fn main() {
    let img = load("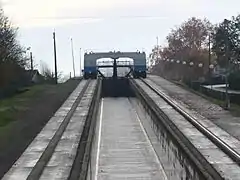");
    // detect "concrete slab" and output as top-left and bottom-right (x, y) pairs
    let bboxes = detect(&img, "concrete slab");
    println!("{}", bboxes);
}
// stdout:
(2, 167), (32, 180)
(214, 163), (240, 180)
(39, 166), (71, 180)
(136, 79), (240, 179)
(129, 98), (203, 180)
(40, 80), (97, 179)
(148, 75), (240, 141)
(94, 98), (167, 180)
(2, 80), (89, 180)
